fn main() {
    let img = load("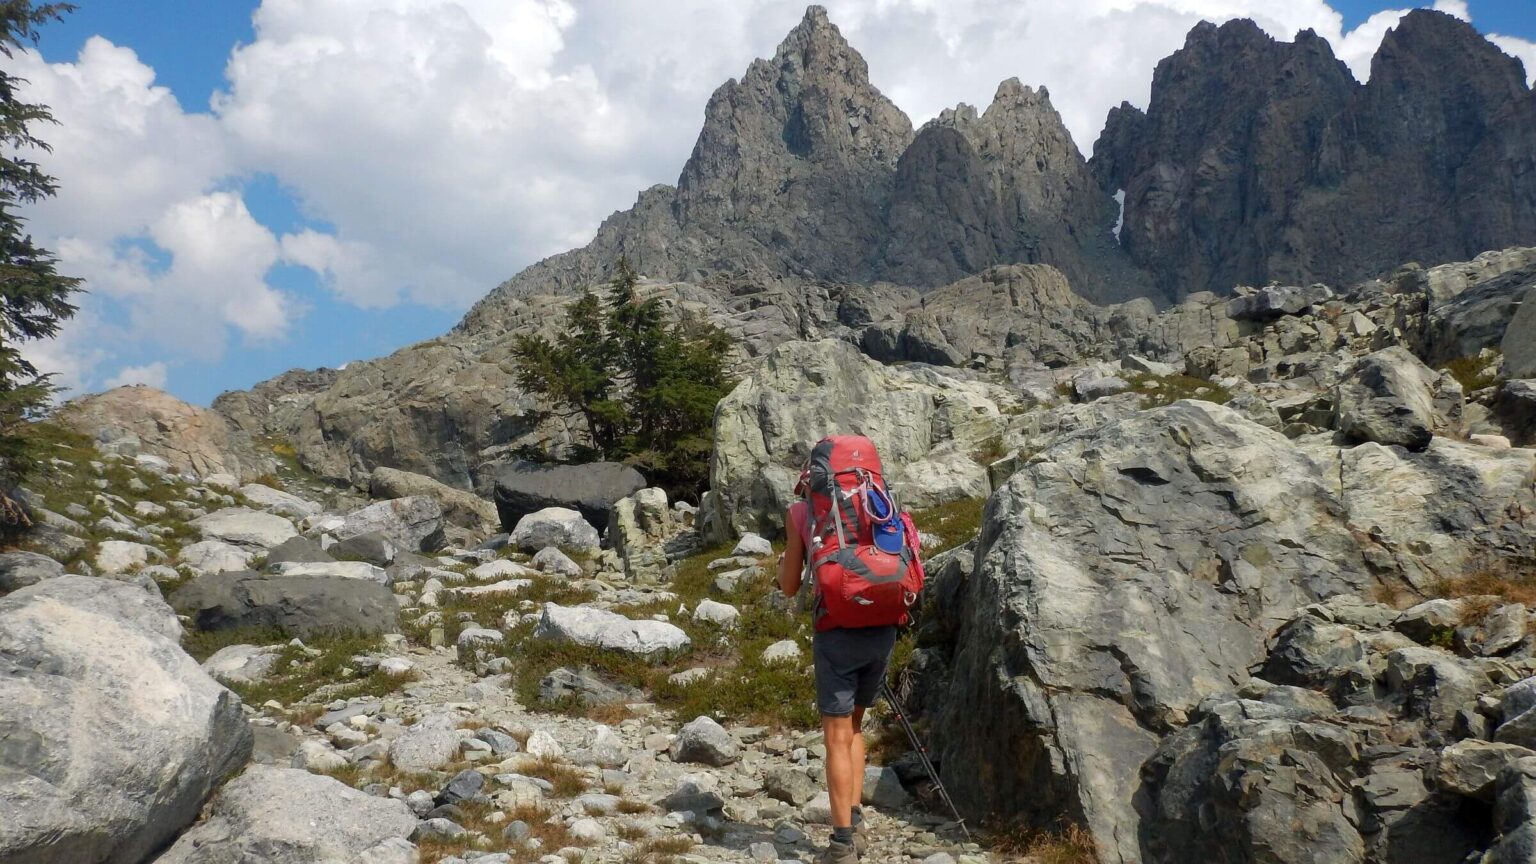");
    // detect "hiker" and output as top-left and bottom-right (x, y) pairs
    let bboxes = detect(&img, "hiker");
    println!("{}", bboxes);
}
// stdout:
(778, 435), (925, 863)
